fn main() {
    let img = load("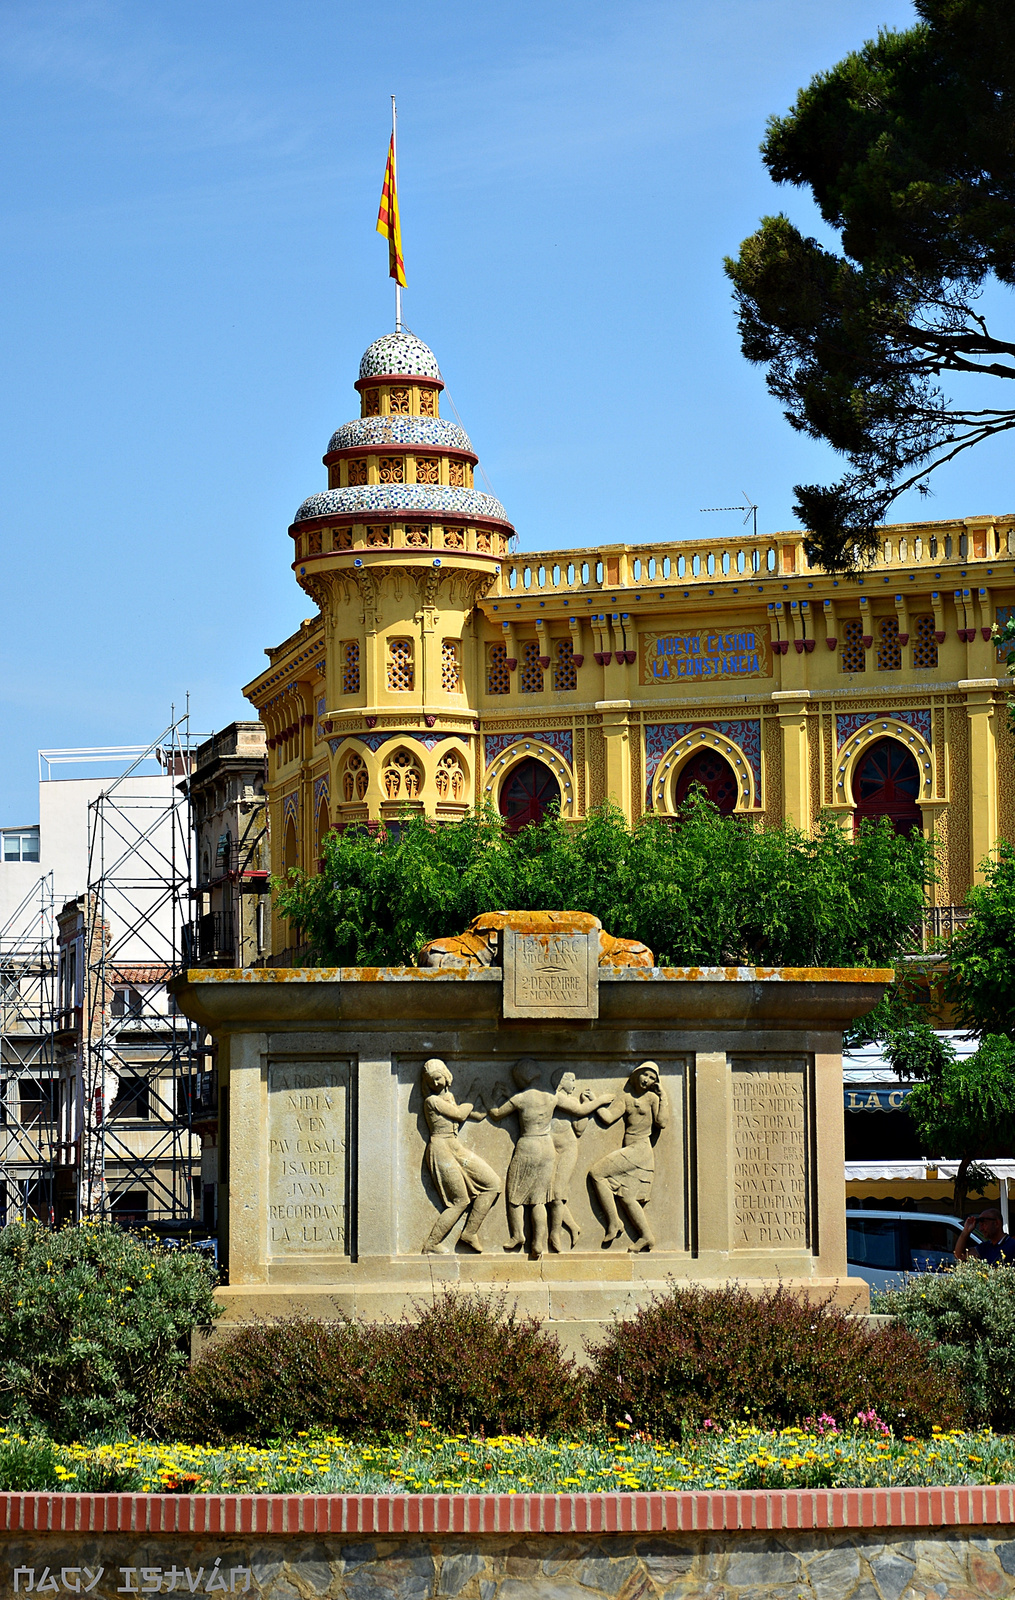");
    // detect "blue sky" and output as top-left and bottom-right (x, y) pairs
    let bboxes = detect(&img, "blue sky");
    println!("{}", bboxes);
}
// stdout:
(1, 0), (1009, 823)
